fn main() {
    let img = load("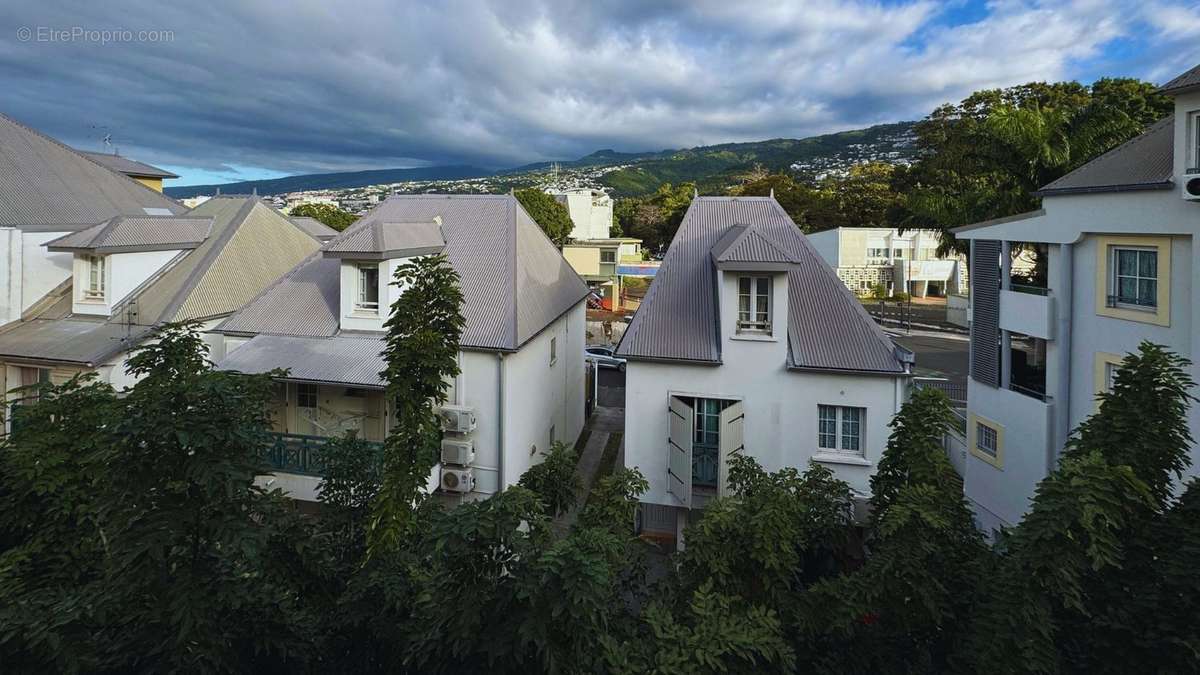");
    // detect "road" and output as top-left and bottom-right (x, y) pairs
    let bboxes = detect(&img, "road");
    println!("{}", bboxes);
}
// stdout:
(889, 330), (969, 385)
(597, 367), (625, 408)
